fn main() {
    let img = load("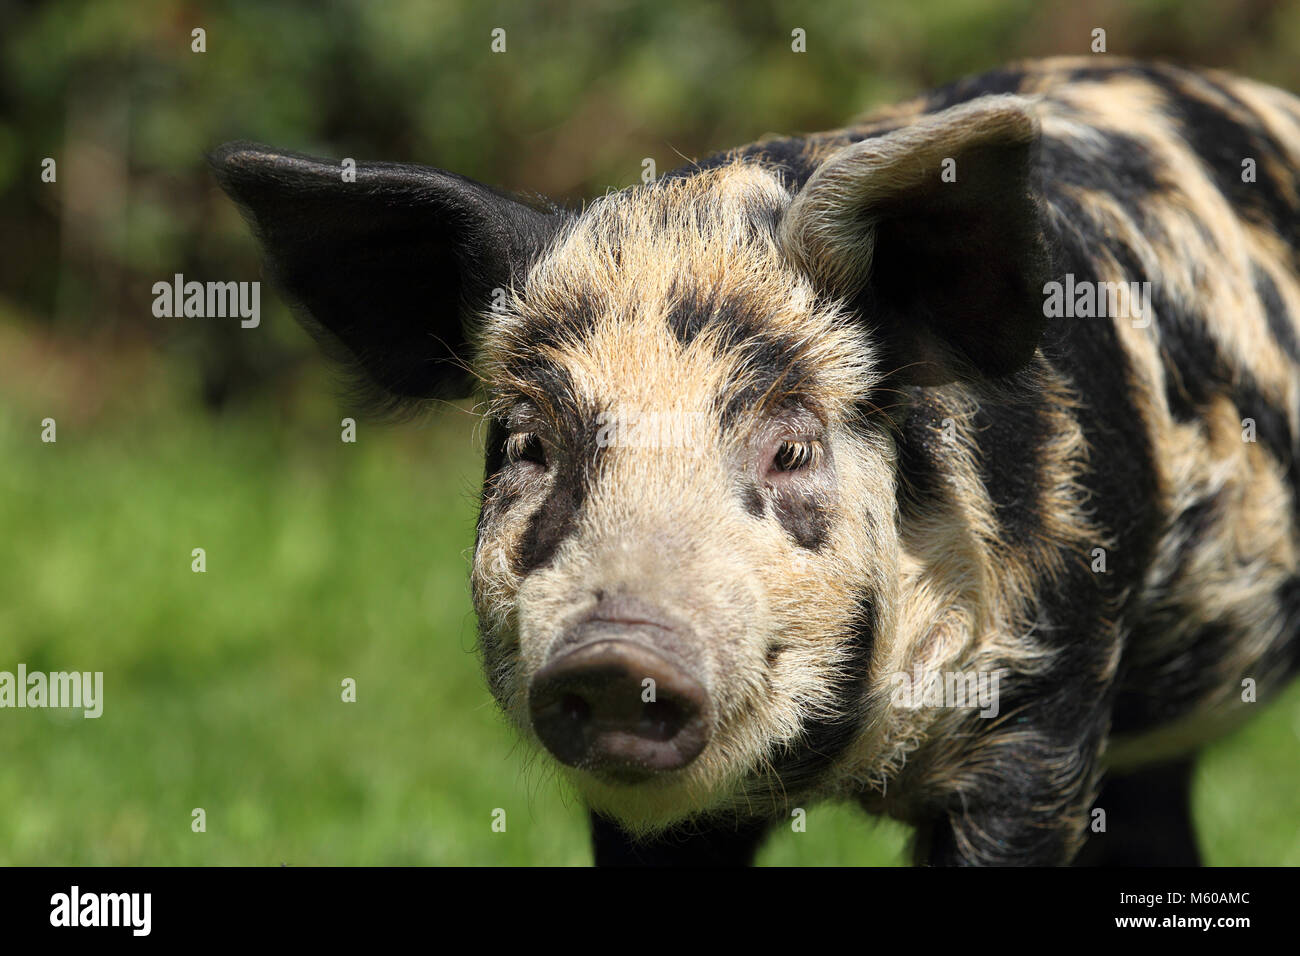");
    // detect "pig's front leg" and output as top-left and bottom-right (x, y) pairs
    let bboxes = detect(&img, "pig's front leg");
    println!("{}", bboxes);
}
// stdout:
(590, 811), (771, 866)
(910, 735), (1104, 866)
